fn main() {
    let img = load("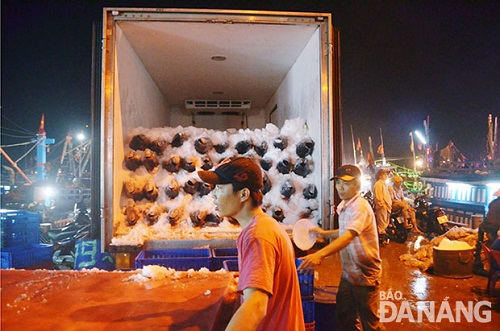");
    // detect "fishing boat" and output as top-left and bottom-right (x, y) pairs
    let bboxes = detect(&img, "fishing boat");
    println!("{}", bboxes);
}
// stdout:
(418, 114), (499, 227)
